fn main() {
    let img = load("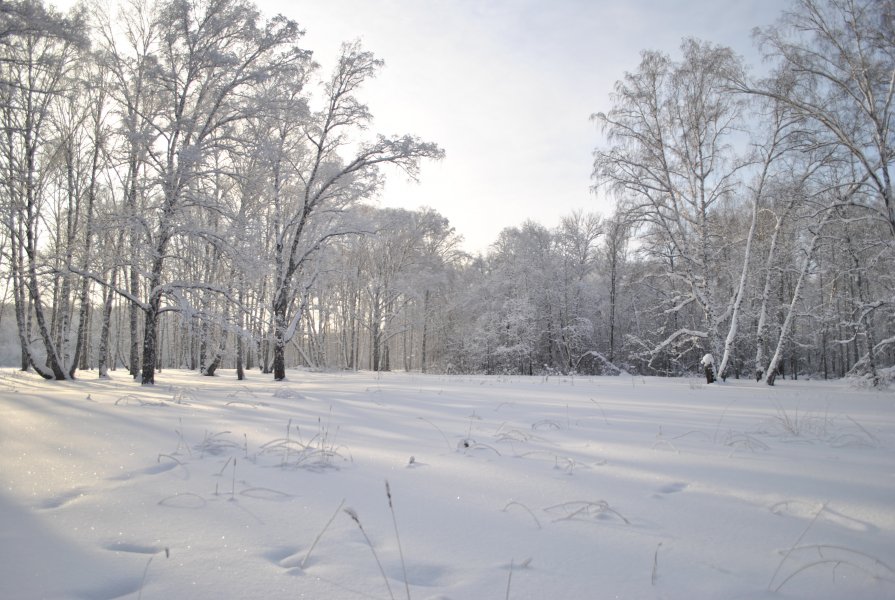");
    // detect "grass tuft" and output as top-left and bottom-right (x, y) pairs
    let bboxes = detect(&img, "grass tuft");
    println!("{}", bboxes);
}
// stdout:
(544, 500), (630, 525)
